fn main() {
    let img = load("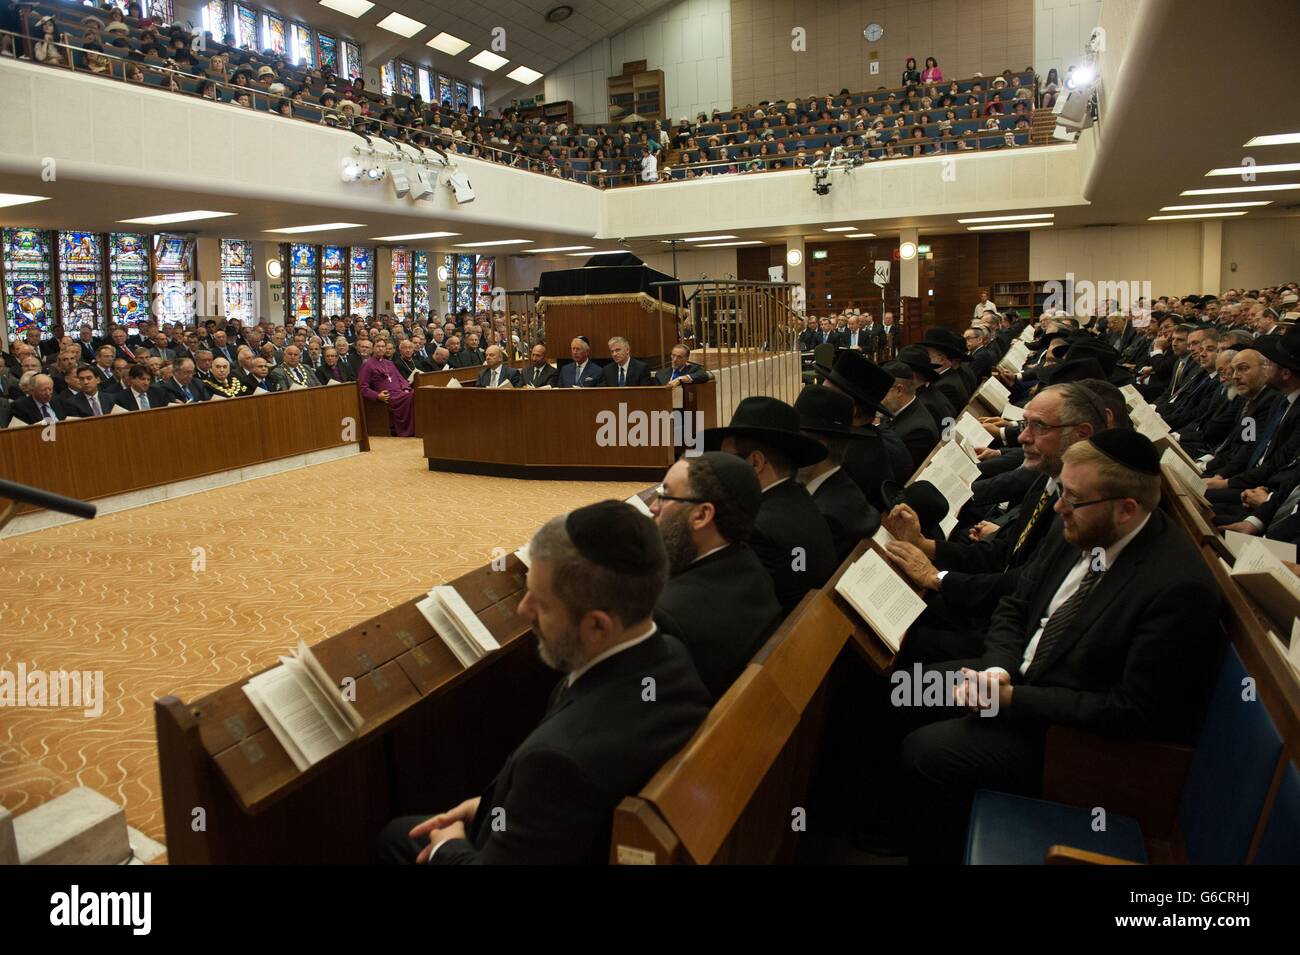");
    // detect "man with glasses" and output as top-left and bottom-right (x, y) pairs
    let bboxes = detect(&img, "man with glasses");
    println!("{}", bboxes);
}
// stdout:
(883, 382), (1108, 661)
(898, 430), (1222, 863)
(649, 452), (783, 700)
